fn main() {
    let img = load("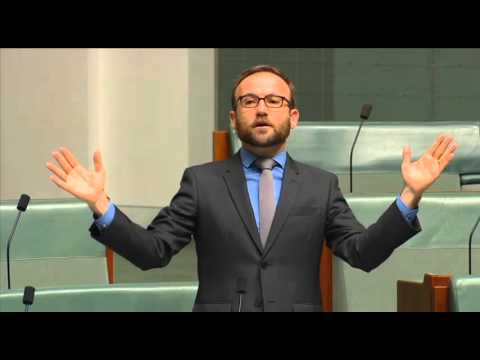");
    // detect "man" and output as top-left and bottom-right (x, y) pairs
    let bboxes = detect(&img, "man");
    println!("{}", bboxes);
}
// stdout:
(46, 65), (458, 312)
